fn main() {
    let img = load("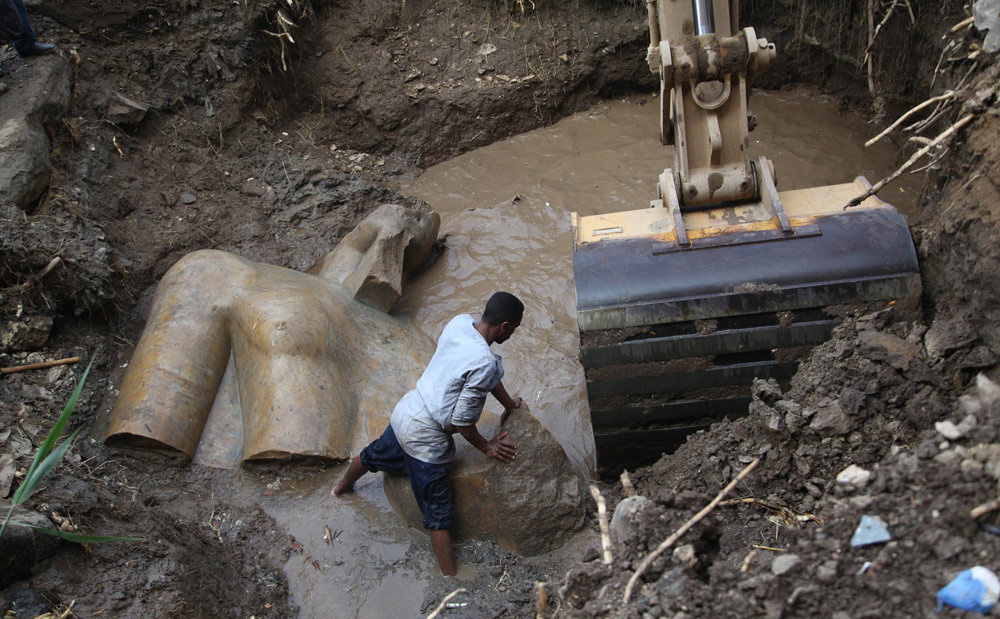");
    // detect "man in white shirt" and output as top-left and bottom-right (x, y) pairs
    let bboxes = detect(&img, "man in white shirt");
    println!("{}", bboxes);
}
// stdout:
(333, 292), (524, 576)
